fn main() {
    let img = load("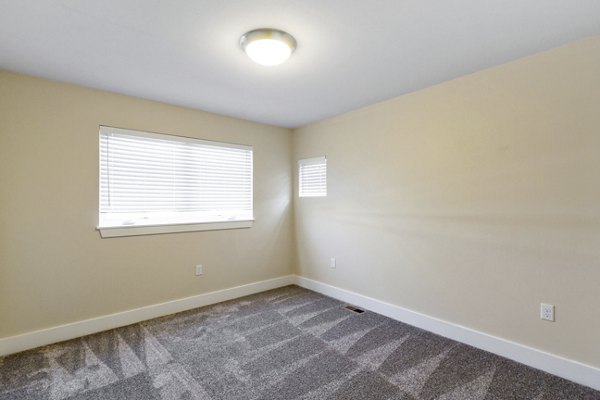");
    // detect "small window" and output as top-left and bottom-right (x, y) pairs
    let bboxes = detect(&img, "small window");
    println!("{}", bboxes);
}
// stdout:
(98, 126), (253, 237)
(298, 156), (327, 197)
